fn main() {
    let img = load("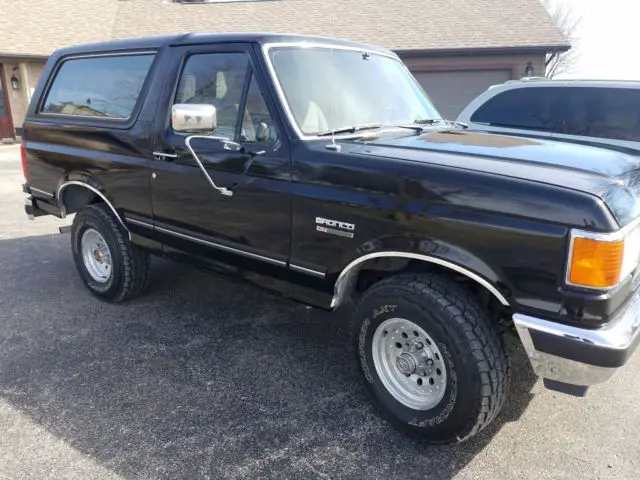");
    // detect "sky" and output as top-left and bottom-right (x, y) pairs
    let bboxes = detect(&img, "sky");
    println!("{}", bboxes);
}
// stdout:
(550, 0), (640, 80)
